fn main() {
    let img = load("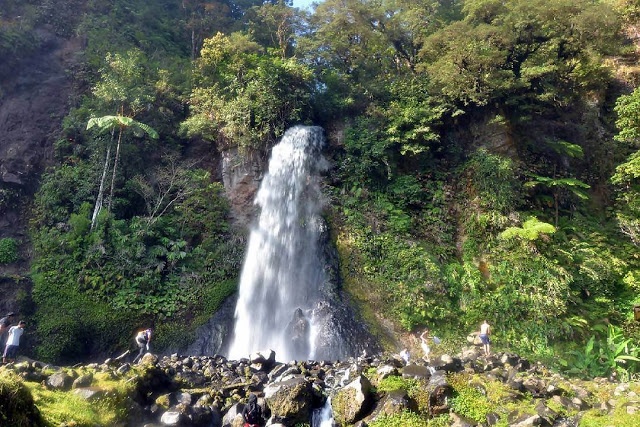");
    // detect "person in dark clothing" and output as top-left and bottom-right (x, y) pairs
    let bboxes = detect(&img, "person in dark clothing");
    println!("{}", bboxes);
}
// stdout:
(242, 393), (264, 427)
(132, 328), (152, 364)
(0, 313), (15, 347)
